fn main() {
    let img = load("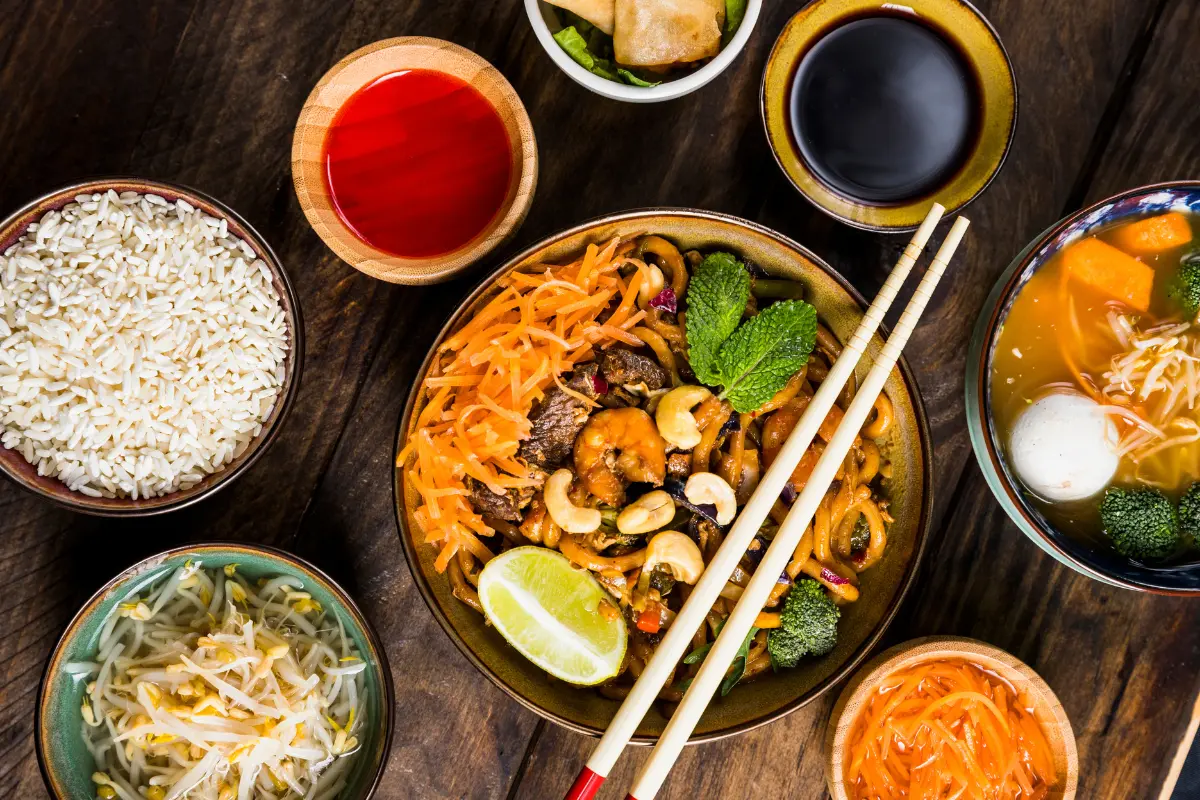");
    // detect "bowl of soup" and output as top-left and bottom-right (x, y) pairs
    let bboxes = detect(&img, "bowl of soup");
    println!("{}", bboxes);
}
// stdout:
(968, 182), (1200, 592)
